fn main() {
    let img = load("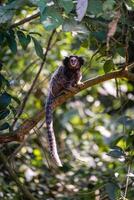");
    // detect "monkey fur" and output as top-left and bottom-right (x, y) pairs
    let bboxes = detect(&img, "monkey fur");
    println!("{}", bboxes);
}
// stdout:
(45, 56), (84, 167)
